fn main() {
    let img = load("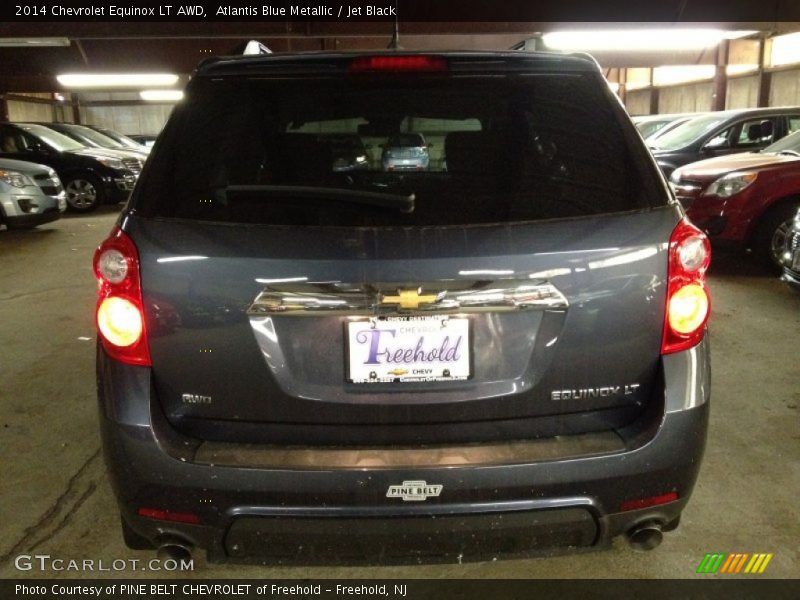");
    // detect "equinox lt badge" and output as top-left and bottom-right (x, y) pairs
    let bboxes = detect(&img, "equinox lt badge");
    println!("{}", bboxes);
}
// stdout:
(386, 480), (443, 501)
